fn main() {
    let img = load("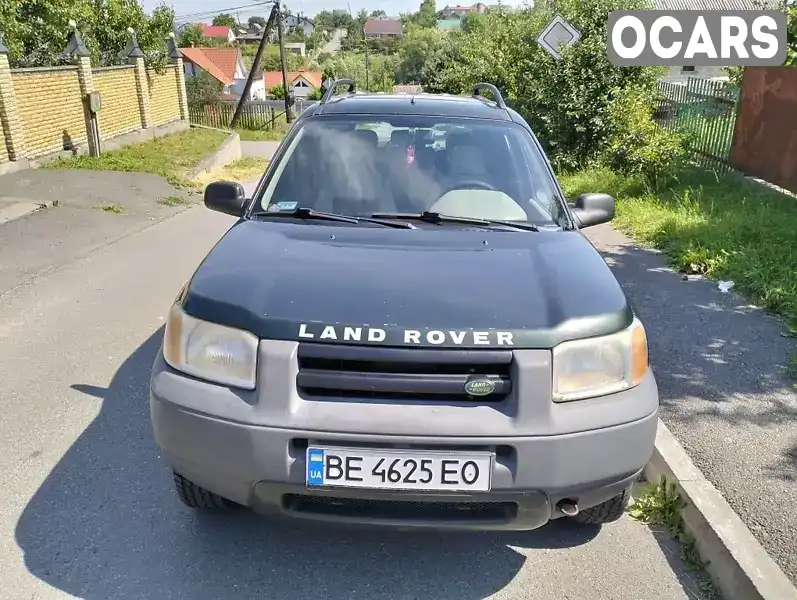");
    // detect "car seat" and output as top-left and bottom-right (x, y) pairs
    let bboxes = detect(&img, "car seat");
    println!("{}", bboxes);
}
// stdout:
(314, 130), (397, 215)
